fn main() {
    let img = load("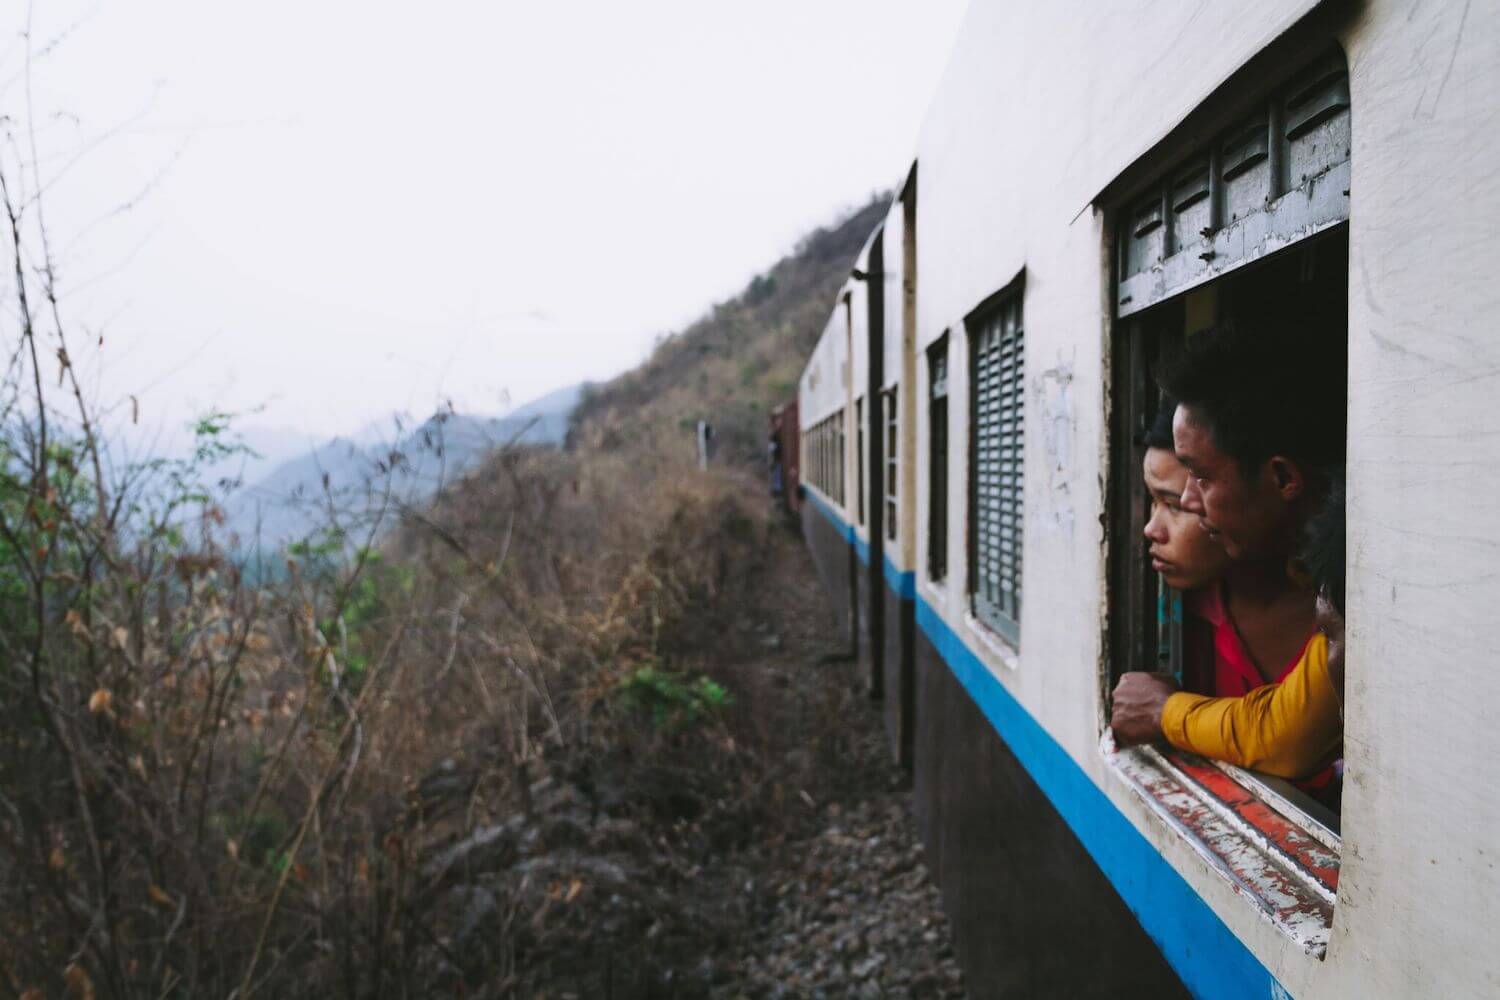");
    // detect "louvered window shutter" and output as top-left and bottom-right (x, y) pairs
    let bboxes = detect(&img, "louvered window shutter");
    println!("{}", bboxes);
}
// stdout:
(971, 298), (1023, 643)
